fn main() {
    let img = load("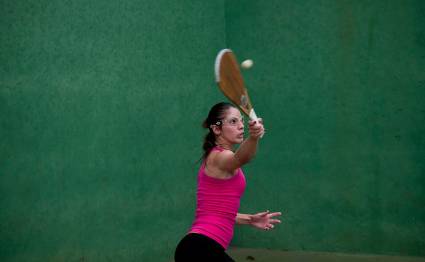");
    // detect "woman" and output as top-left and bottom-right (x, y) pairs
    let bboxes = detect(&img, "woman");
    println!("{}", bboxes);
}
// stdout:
(175, 102), (281, 262)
